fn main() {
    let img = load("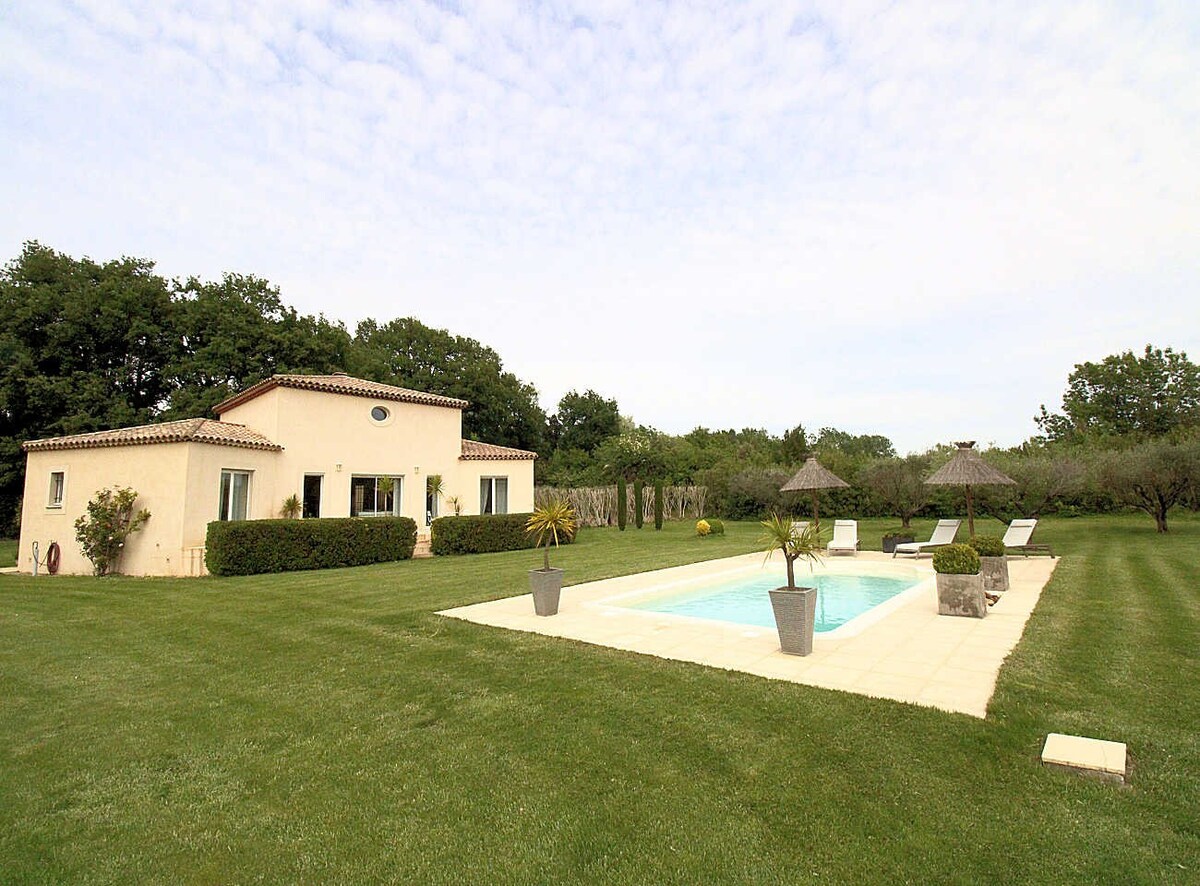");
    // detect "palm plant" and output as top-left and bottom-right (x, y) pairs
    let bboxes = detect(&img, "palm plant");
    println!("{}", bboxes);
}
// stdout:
(525, 498), (578, 572)
(759, 512), (825, 588)
(280, 494), (302, 519)
(445, 495), (462, 516)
